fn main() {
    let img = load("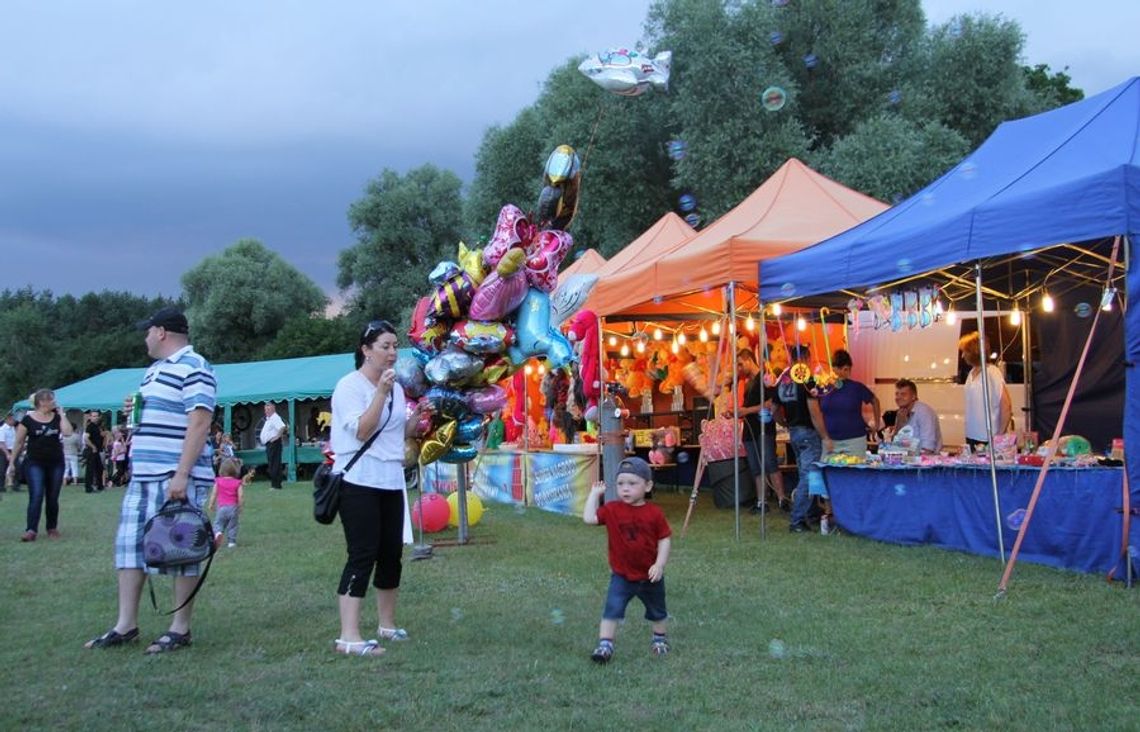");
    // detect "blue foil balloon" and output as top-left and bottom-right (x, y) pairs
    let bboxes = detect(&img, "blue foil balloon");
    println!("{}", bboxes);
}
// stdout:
(423, 386), (470, 420)
(455, 415), (486, 444)
(441, 444), (479, 464)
